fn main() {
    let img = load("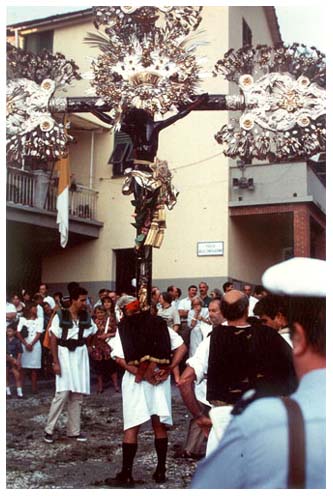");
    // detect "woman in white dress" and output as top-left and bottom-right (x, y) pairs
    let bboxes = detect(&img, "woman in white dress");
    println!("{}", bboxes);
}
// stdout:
(187, 296), (210, 357)
(17, 303), (43, 393)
